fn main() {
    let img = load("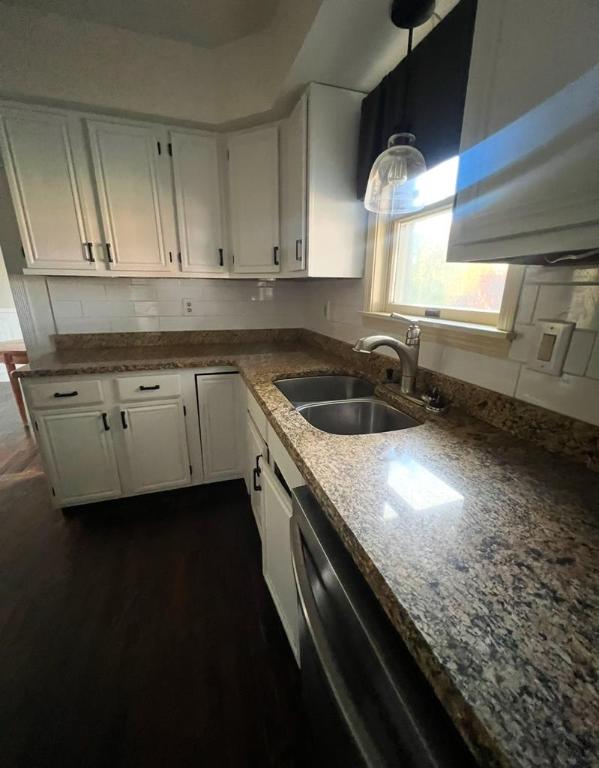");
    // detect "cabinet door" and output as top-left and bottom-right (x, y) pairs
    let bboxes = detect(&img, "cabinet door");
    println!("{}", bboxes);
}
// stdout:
(87, 120), (171, 272)
(448, 0), (599, 262)
(247, 416), (265, 536)
(0, 109), (95, 271)
(120, 400), (190, 494)
(196, 373), (243, 482)
(280, 96), (307, 273)
(262, 463), (298, 657)
(35, 409), (121, 505)
(227, 126), (280, 274)
(170, 131), (225, 274)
